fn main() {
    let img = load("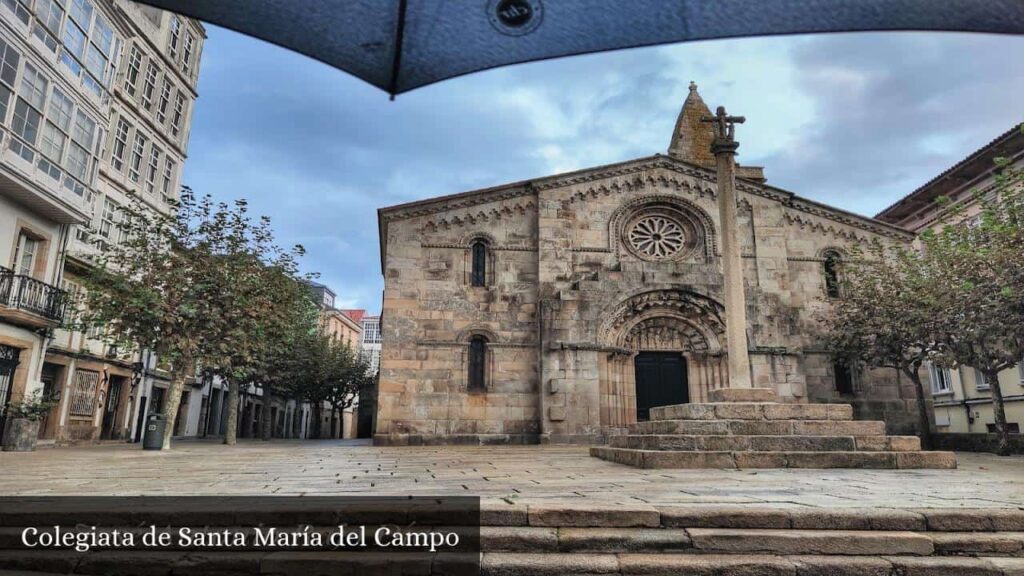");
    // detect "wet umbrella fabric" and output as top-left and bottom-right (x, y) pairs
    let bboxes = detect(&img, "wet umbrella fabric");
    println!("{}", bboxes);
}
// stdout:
(138, 0), (1024, 96)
